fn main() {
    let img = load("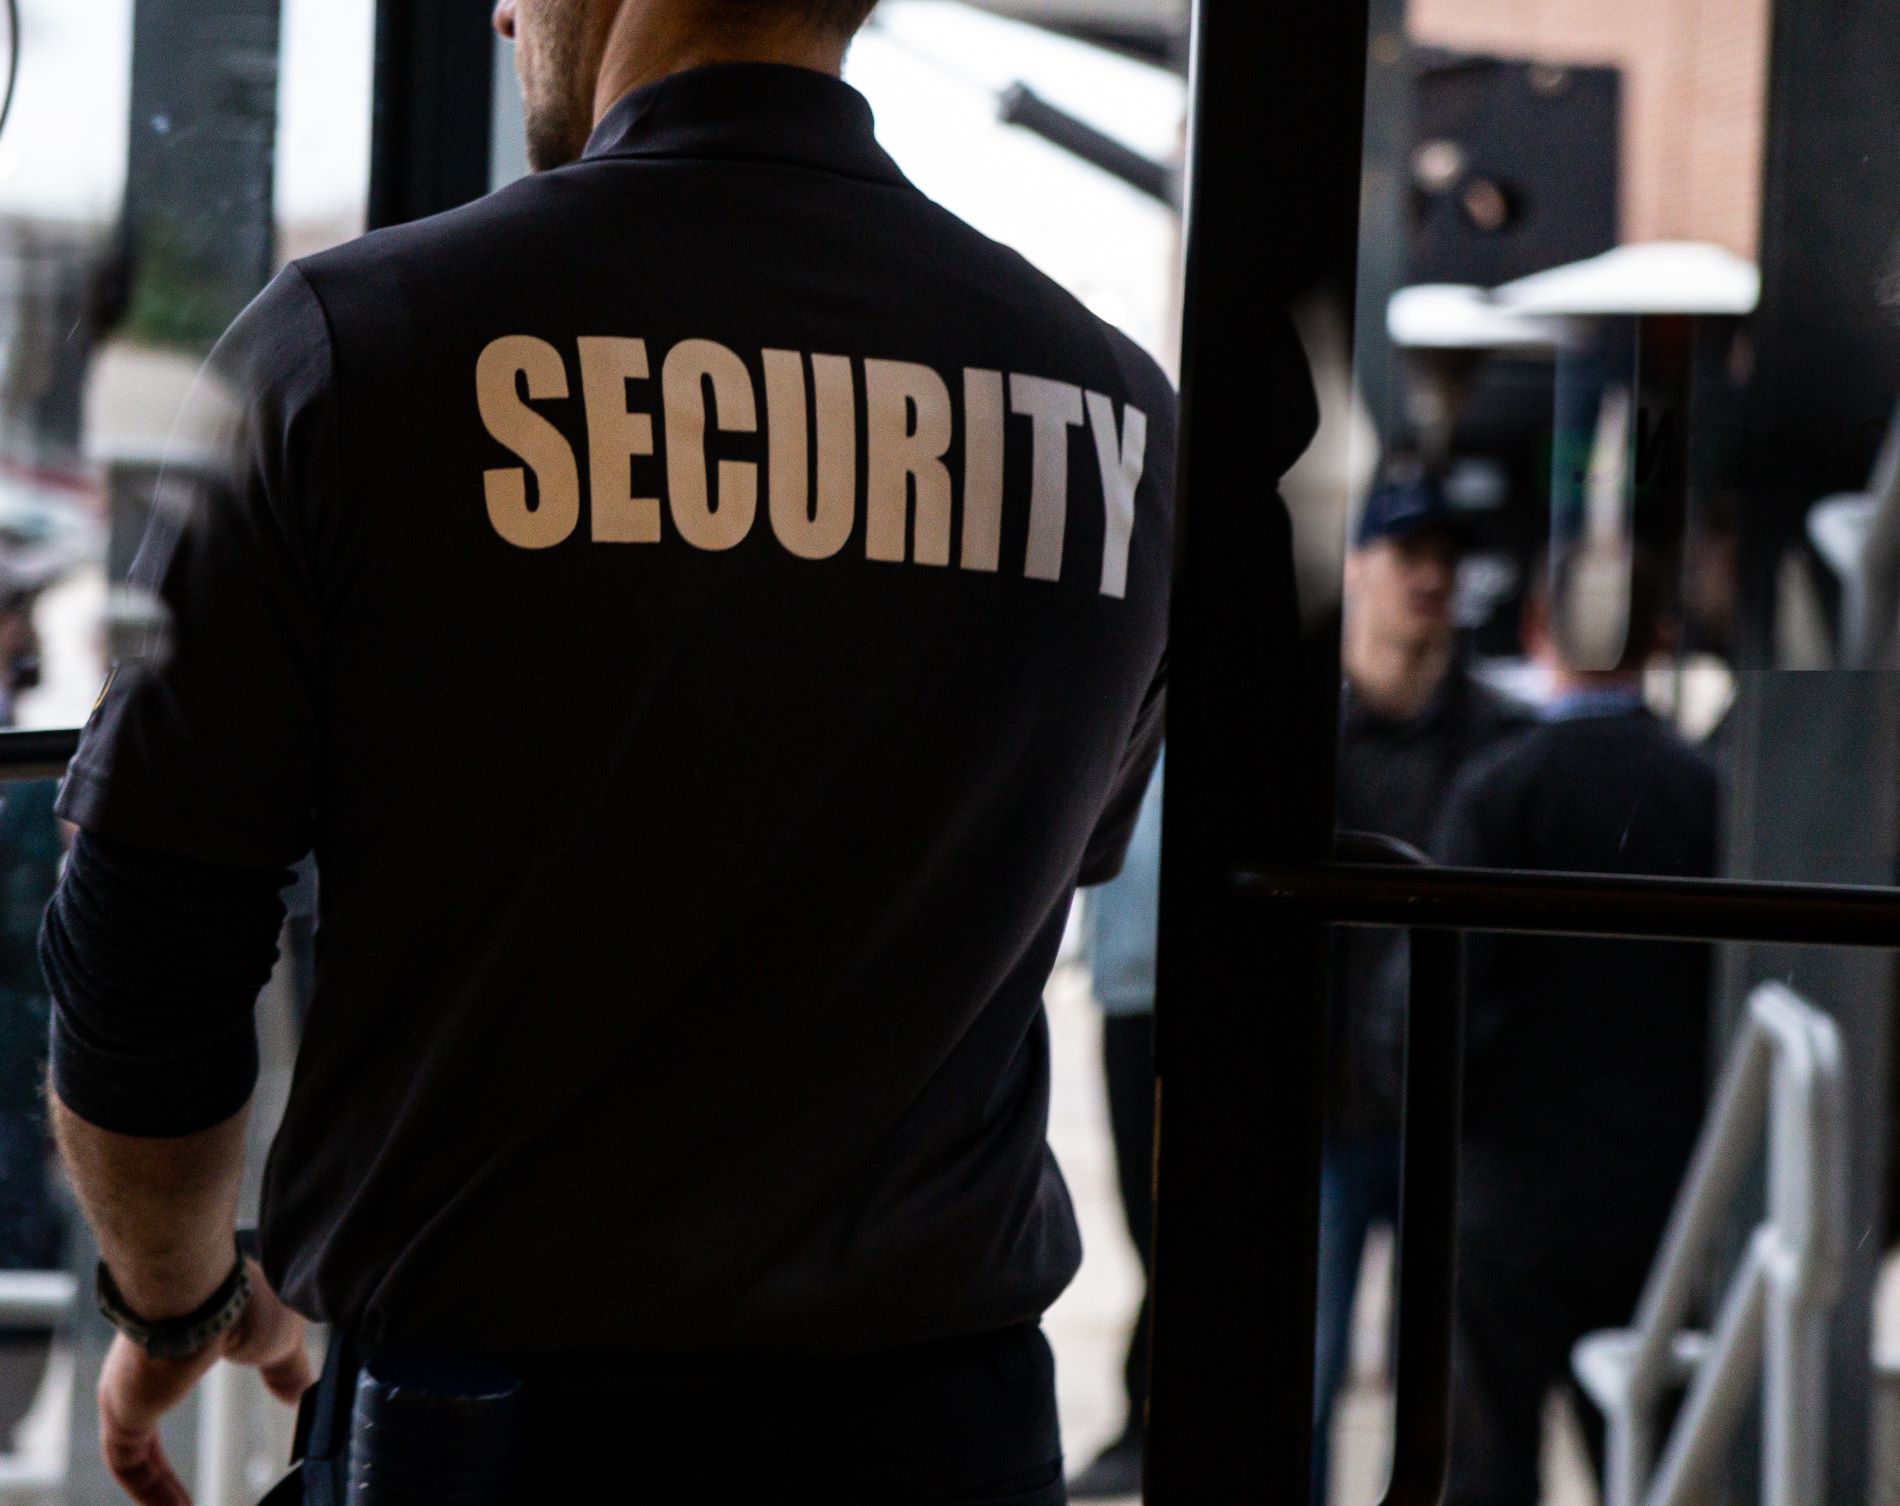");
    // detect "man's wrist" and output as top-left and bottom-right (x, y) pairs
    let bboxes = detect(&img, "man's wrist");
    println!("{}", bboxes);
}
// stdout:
(110, 1242), (244, 1323)
(97, 1237), (252, 1359)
